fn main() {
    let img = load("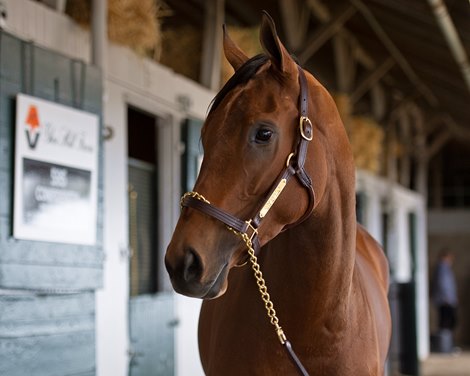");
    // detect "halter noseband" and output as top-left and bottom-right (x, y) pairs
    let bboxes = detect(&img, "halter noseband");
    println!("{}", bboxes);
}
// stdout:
(181, 65), (315, 256)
